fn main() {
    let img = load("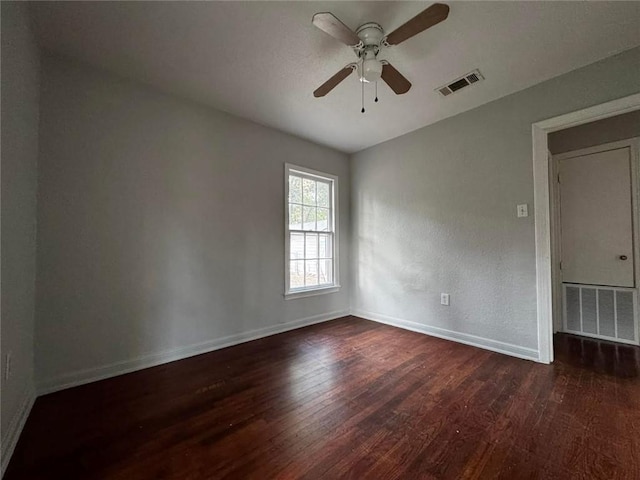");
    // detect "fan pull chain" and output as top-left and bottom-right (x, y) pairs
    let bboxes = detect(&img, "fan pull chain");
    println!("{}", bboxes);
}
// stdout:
(361, 71), (365, 113)
(375, 82), (378, 103)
